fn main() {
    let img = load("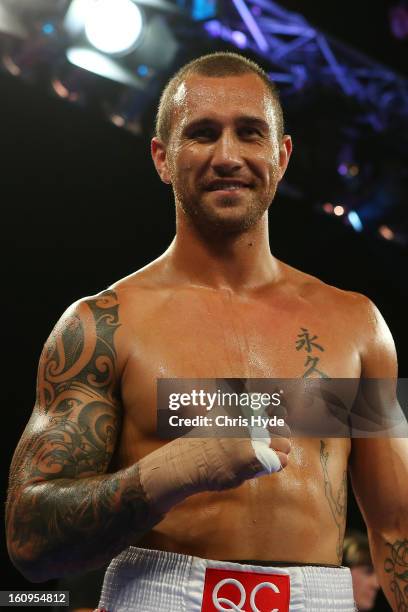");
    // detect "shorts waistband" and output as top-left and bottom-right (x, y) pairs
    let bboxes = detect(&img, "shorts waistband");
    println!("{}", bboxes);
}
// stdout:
(98, 546), (356, 611)
(222, 559), (340, 568)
